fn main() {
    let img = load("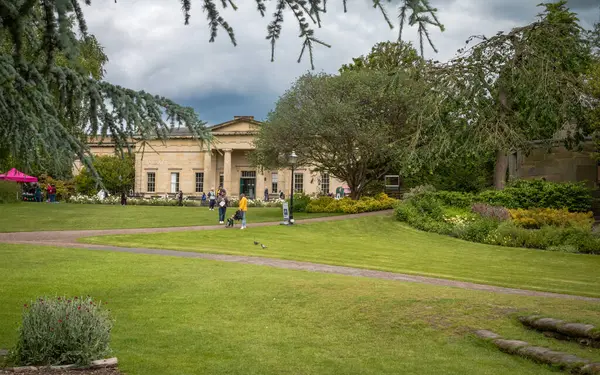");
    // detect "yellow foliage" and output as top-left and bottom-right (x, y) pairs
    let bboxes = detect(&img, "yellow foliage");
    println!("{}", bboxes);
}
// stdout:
(509, 208), (593, 229)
